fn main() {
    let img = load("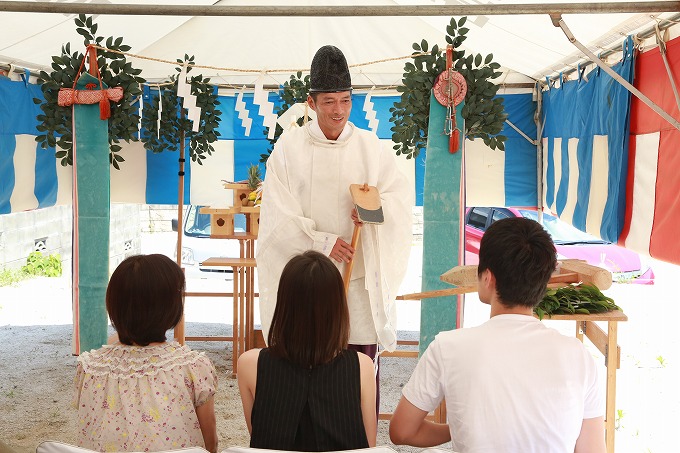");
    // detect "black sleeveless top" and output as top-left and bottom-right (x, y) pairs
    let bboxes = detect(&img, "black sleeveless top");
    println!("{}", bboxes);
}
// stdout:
(250, 348), (369, 451)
